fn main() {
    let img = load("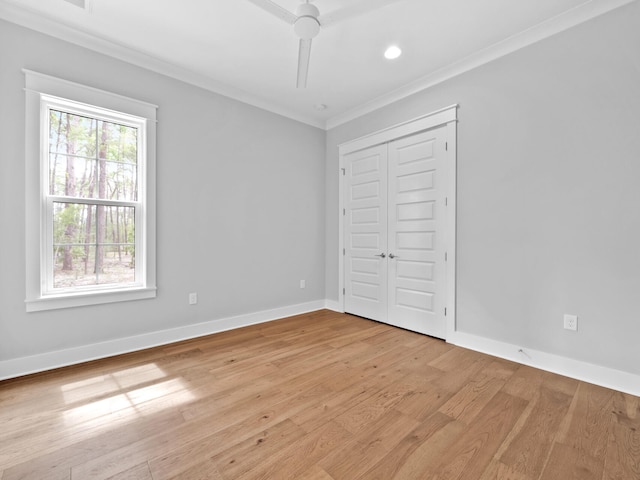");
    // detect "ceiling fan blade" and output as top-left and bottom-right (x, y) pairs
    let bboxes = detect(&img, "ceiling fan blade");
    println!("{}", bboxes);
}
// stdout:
(297, 38), (312, 88)
(319, 0), (408, 27)
(246, 0), (297, 24)
(63, 0), (86, 8)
